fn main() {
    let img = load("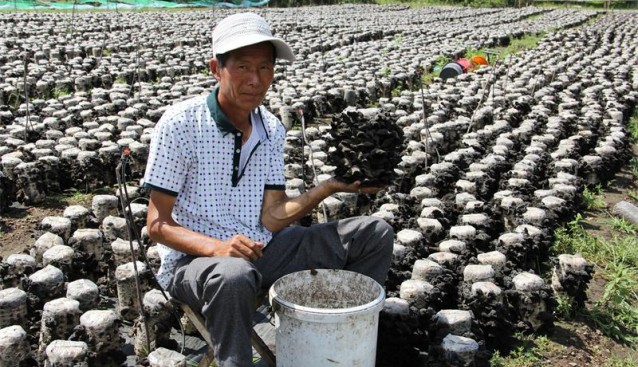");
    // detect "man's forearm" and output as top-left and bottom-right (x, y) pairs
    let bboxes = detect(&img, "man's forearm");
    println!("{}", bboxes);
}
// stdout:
(148, 217), (220, 257)
(262, 180), (337, 232)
